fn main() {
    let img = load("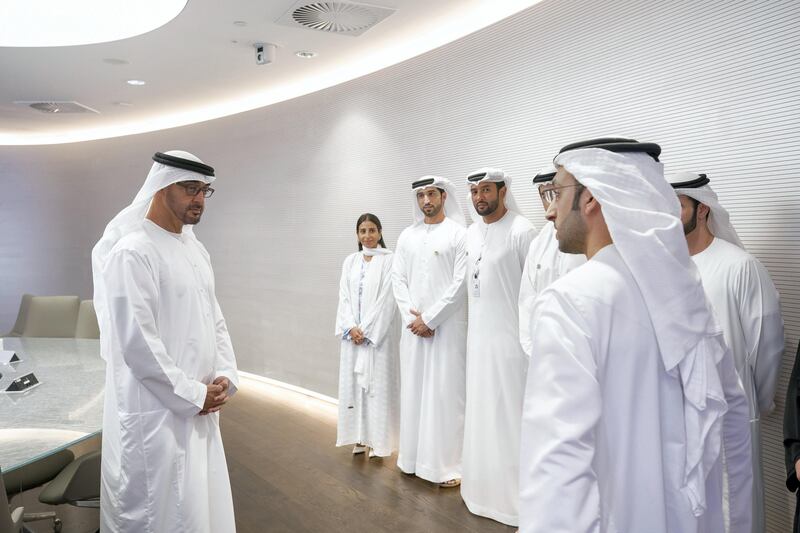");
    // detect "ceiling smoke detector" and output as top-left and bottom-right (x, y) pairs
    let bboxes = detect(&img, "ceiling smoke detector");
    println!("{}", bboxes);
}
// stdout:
(15, 101), (100, 114)
(276, 1), (395, 36)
